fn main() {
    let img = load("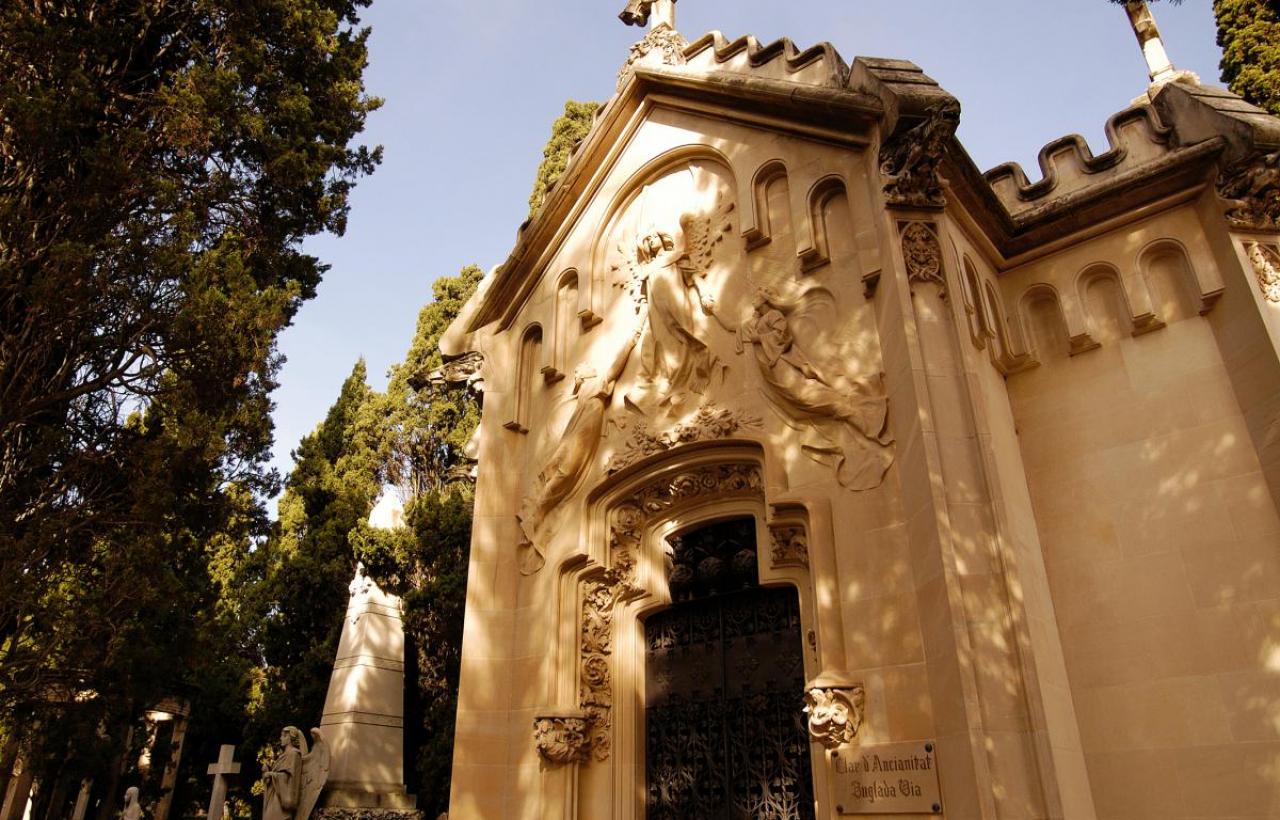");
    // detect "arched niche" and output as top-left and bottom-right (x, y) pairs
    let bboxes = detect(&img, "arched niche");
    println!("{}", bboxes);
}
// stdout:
(799, 175), (849, 274)
(960, 255), (991, 351)
(1138, 239), (1205, 322)
(545, 269), (580, 381)
(743, 159), (789, 251)
(505, 323), (543, 433)
(1019, 283), (1073, 363)
(1076, 263), (1135, 344)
